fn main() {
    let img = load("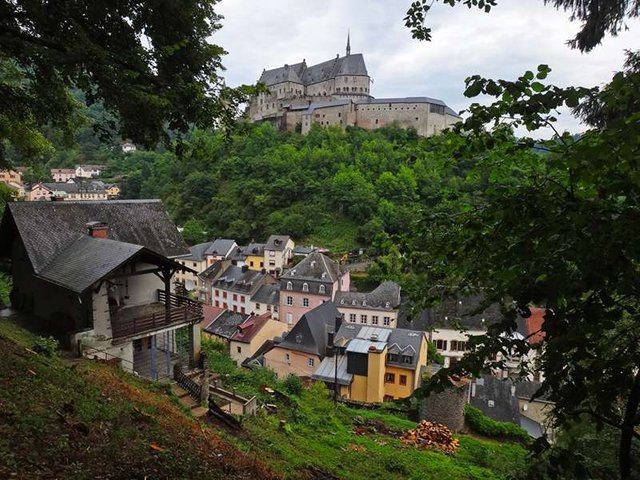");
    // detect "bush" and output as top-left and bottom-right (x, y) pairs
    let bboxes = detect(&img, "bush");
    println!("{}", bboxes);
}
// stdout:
(282, 374), (303, 395)
(464, 404), (531, 444)
(33, 336), (59, 357)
